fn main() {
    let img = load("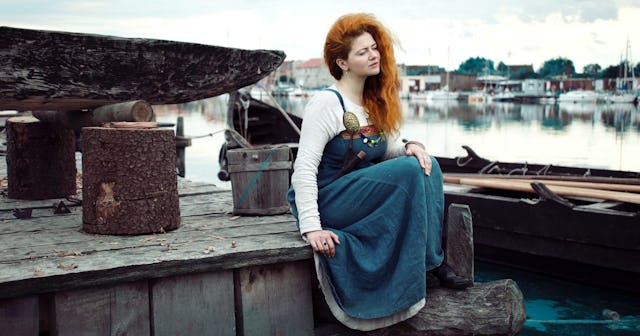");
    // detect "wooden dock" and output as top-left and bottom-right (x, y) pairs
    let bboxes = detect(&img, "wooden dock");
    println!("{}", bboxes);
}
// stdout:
(0, 160), (524, 336)
(0, 169), (315, 335)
